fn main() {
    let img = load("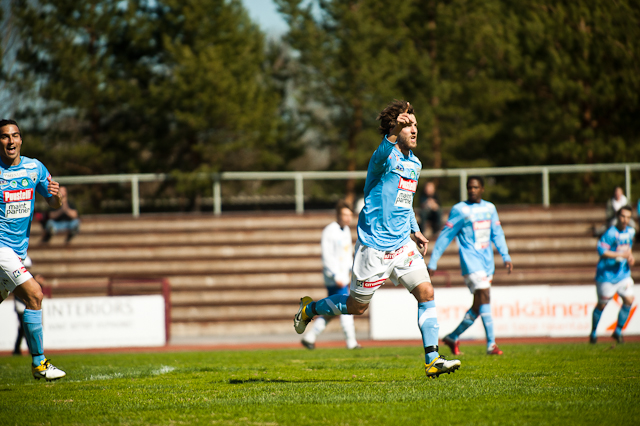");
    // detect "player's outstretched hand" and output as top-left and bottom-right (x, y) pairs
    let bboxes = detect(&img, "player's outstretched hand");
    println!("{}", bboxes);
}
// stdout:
(628, 253), (635, 267)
